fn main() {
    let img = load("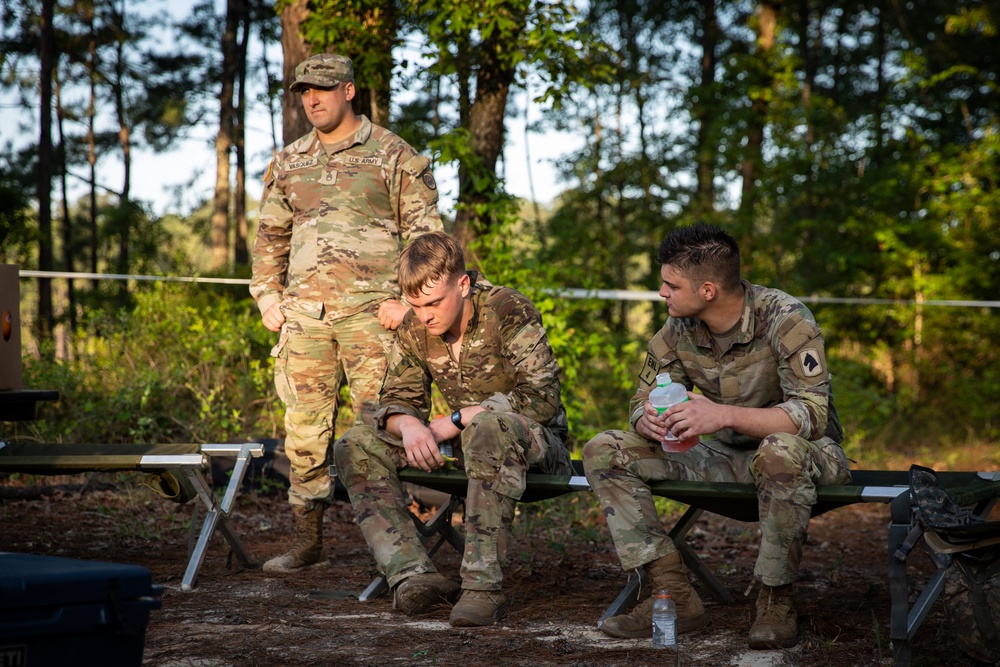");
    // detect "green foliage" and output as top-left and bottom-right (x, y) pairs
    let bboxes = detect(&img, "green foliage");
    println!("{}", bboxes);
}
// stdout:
(473, 208), (638, 450)
(822, 351), (898, 464)
(5, 0), (999, 458)
(17, 283), (280, 445)
(537, 0), (1000, 451)
(291, 0), (398, 98)
(0, 144), (36, 265)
